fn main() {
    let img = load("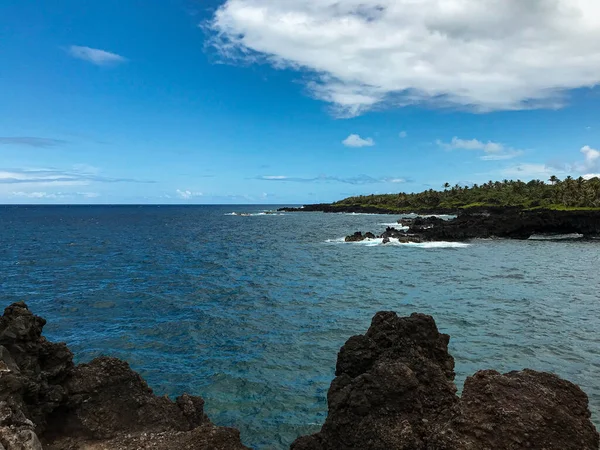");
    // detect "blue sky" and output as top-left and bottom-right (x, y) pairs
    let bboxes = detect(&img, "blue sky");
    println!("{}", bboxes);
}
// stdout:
(1, 0), (600, 204)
